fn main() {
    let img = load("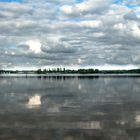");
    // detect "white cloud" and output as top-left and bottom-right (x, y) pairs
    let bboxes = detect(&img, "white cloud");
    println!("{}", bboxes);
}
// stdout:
(113, 23), (127, 30)
(130, 23), (140, 38)
(60, 5), (73, 14)
(78, 58), (83, 64)
(61, 0), (112, 16)
(26, 39), (42, 54)
(78, 20), (102, 28)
